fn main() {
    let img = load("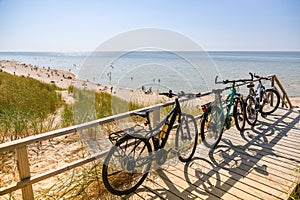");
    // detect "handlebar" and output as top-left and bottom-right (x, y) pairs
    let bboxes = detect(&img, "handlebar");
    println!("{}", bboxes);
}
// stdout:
(251, 73), (272, 80)
(159, 90), (176, 98)
(159, 90), (201, 98)
(215, 72), (253, 84)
